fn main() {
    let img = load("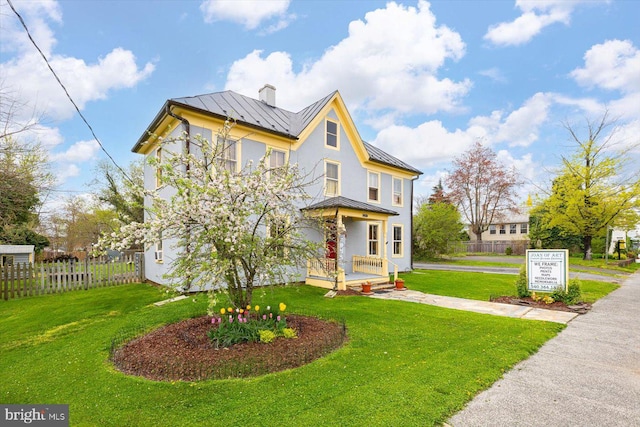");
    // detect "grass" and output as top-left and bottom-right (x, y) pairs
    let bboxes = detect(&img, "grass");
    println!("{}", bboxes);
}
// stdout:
(0, 282), (565, 426)
(420, 255), (639, 274)
(407, 270), (619, 303)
